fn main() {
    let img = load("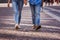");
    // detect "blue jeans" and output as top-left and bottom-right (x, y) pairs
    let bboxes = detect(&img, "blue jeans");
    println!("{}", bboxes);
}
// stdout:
(30, 4), (41, 26)
(12, 0), (23, 24)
